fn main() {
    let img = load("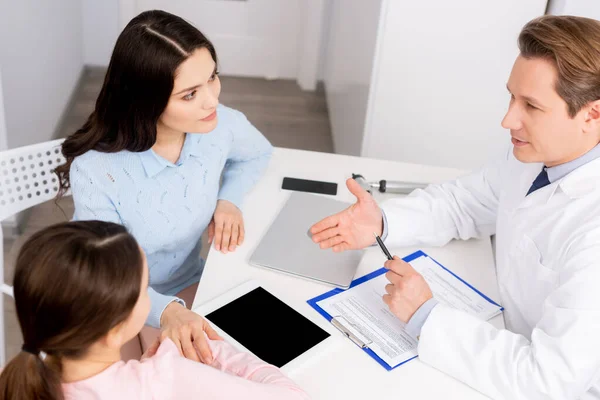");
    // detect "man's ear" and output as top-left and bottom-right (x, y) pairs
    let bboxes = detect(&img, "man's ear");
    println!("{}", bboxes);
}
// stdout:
(582, 99), (600, 136)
